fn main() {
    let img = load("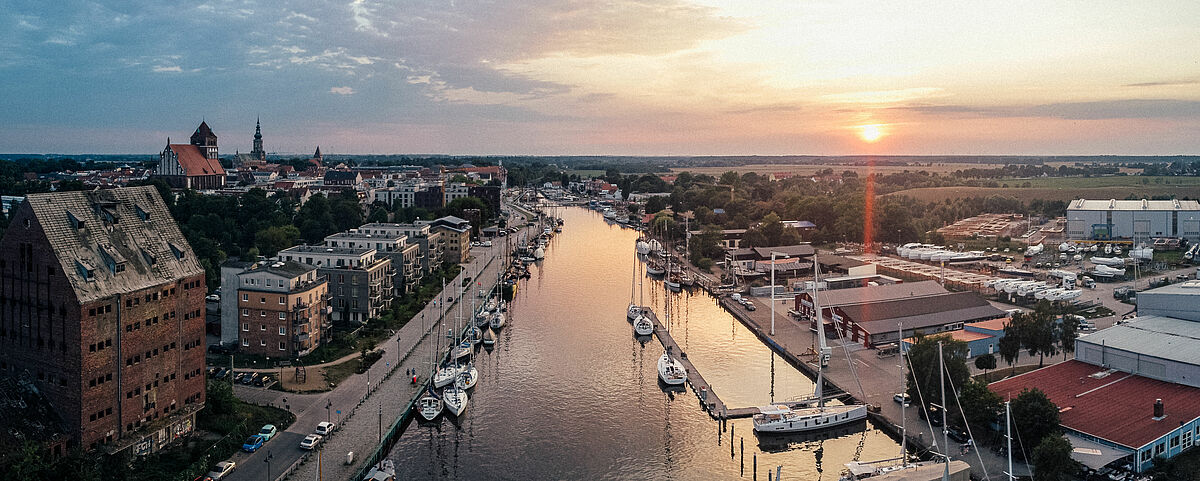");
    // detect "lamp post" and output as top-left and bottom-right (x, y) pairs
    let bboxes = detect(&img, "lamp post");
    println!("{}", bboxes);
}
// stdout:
(325, 400), (331, 424)
(264, 450), (273, 481)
